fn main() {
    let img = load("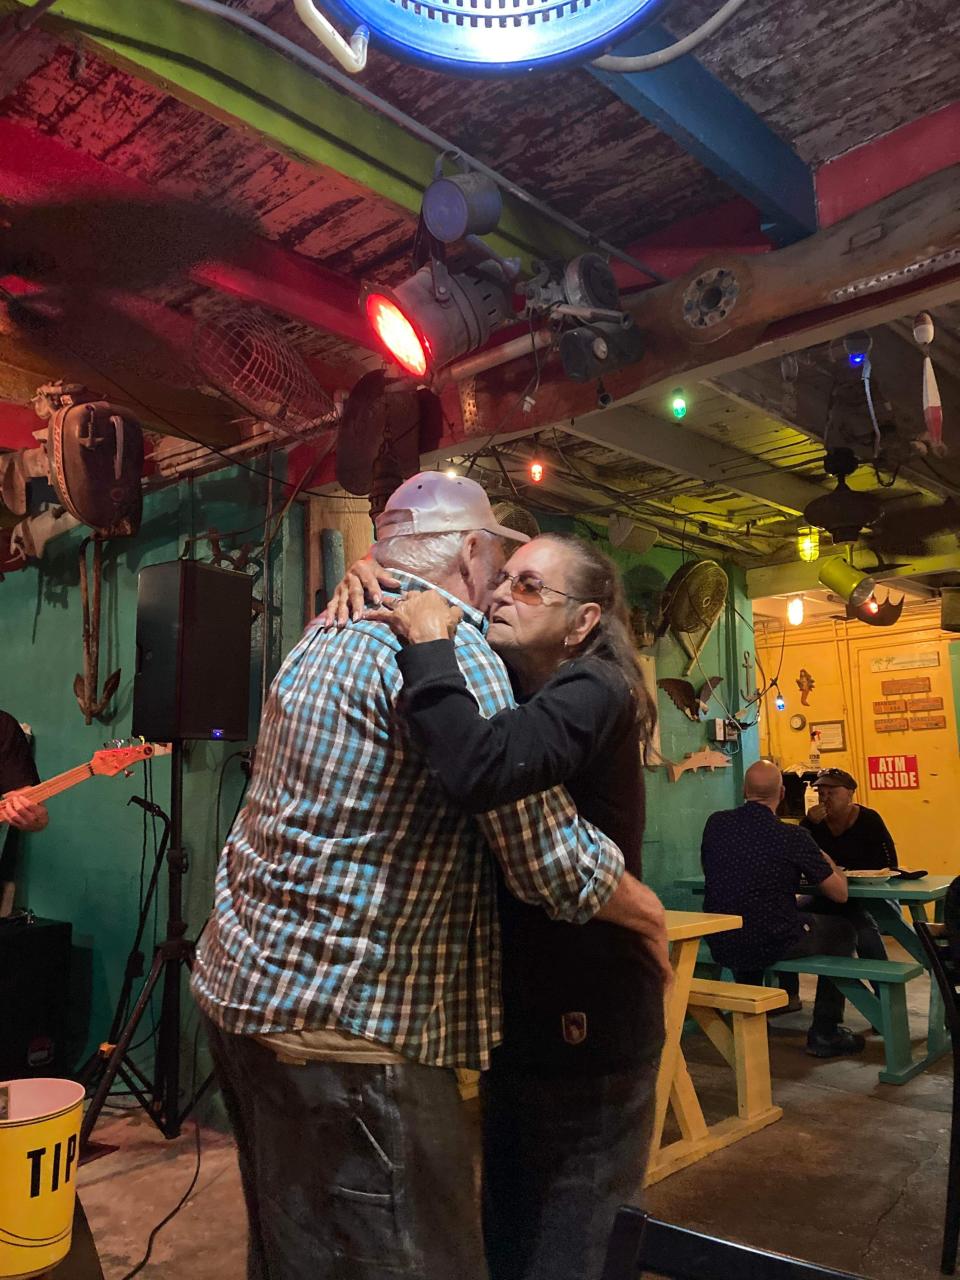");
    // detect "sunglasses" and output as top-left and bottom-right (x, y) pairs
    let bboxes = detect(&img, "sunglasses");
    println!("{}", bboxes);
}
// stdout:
(492, 569), (589, 606)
